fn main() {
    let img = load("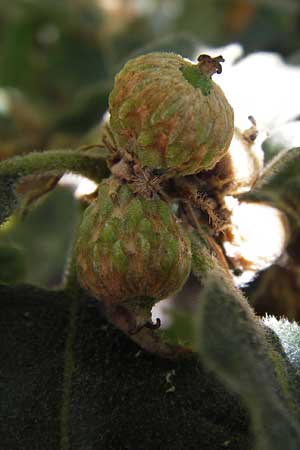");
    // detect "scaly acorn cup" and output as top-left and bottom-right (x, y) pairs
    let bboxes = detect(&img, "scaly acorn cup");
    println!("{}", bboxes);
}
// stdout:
(109, 52), (234, 176)
(76, 177), (192, 339)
